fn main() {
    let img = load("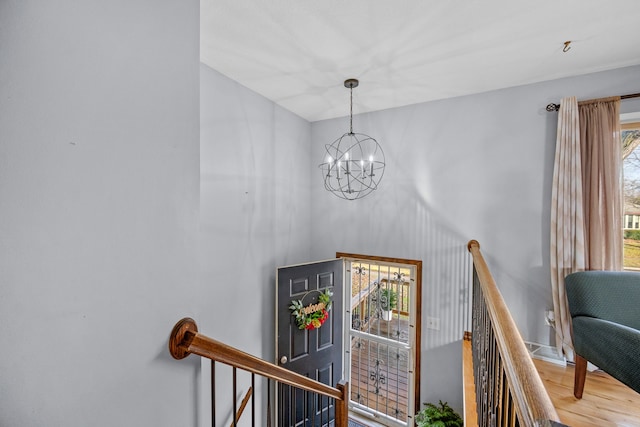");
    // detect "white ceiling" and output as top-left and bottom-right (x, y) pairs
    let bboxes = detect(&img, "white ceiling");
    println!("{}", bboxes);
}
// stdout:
(201, 0), (640, 122)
